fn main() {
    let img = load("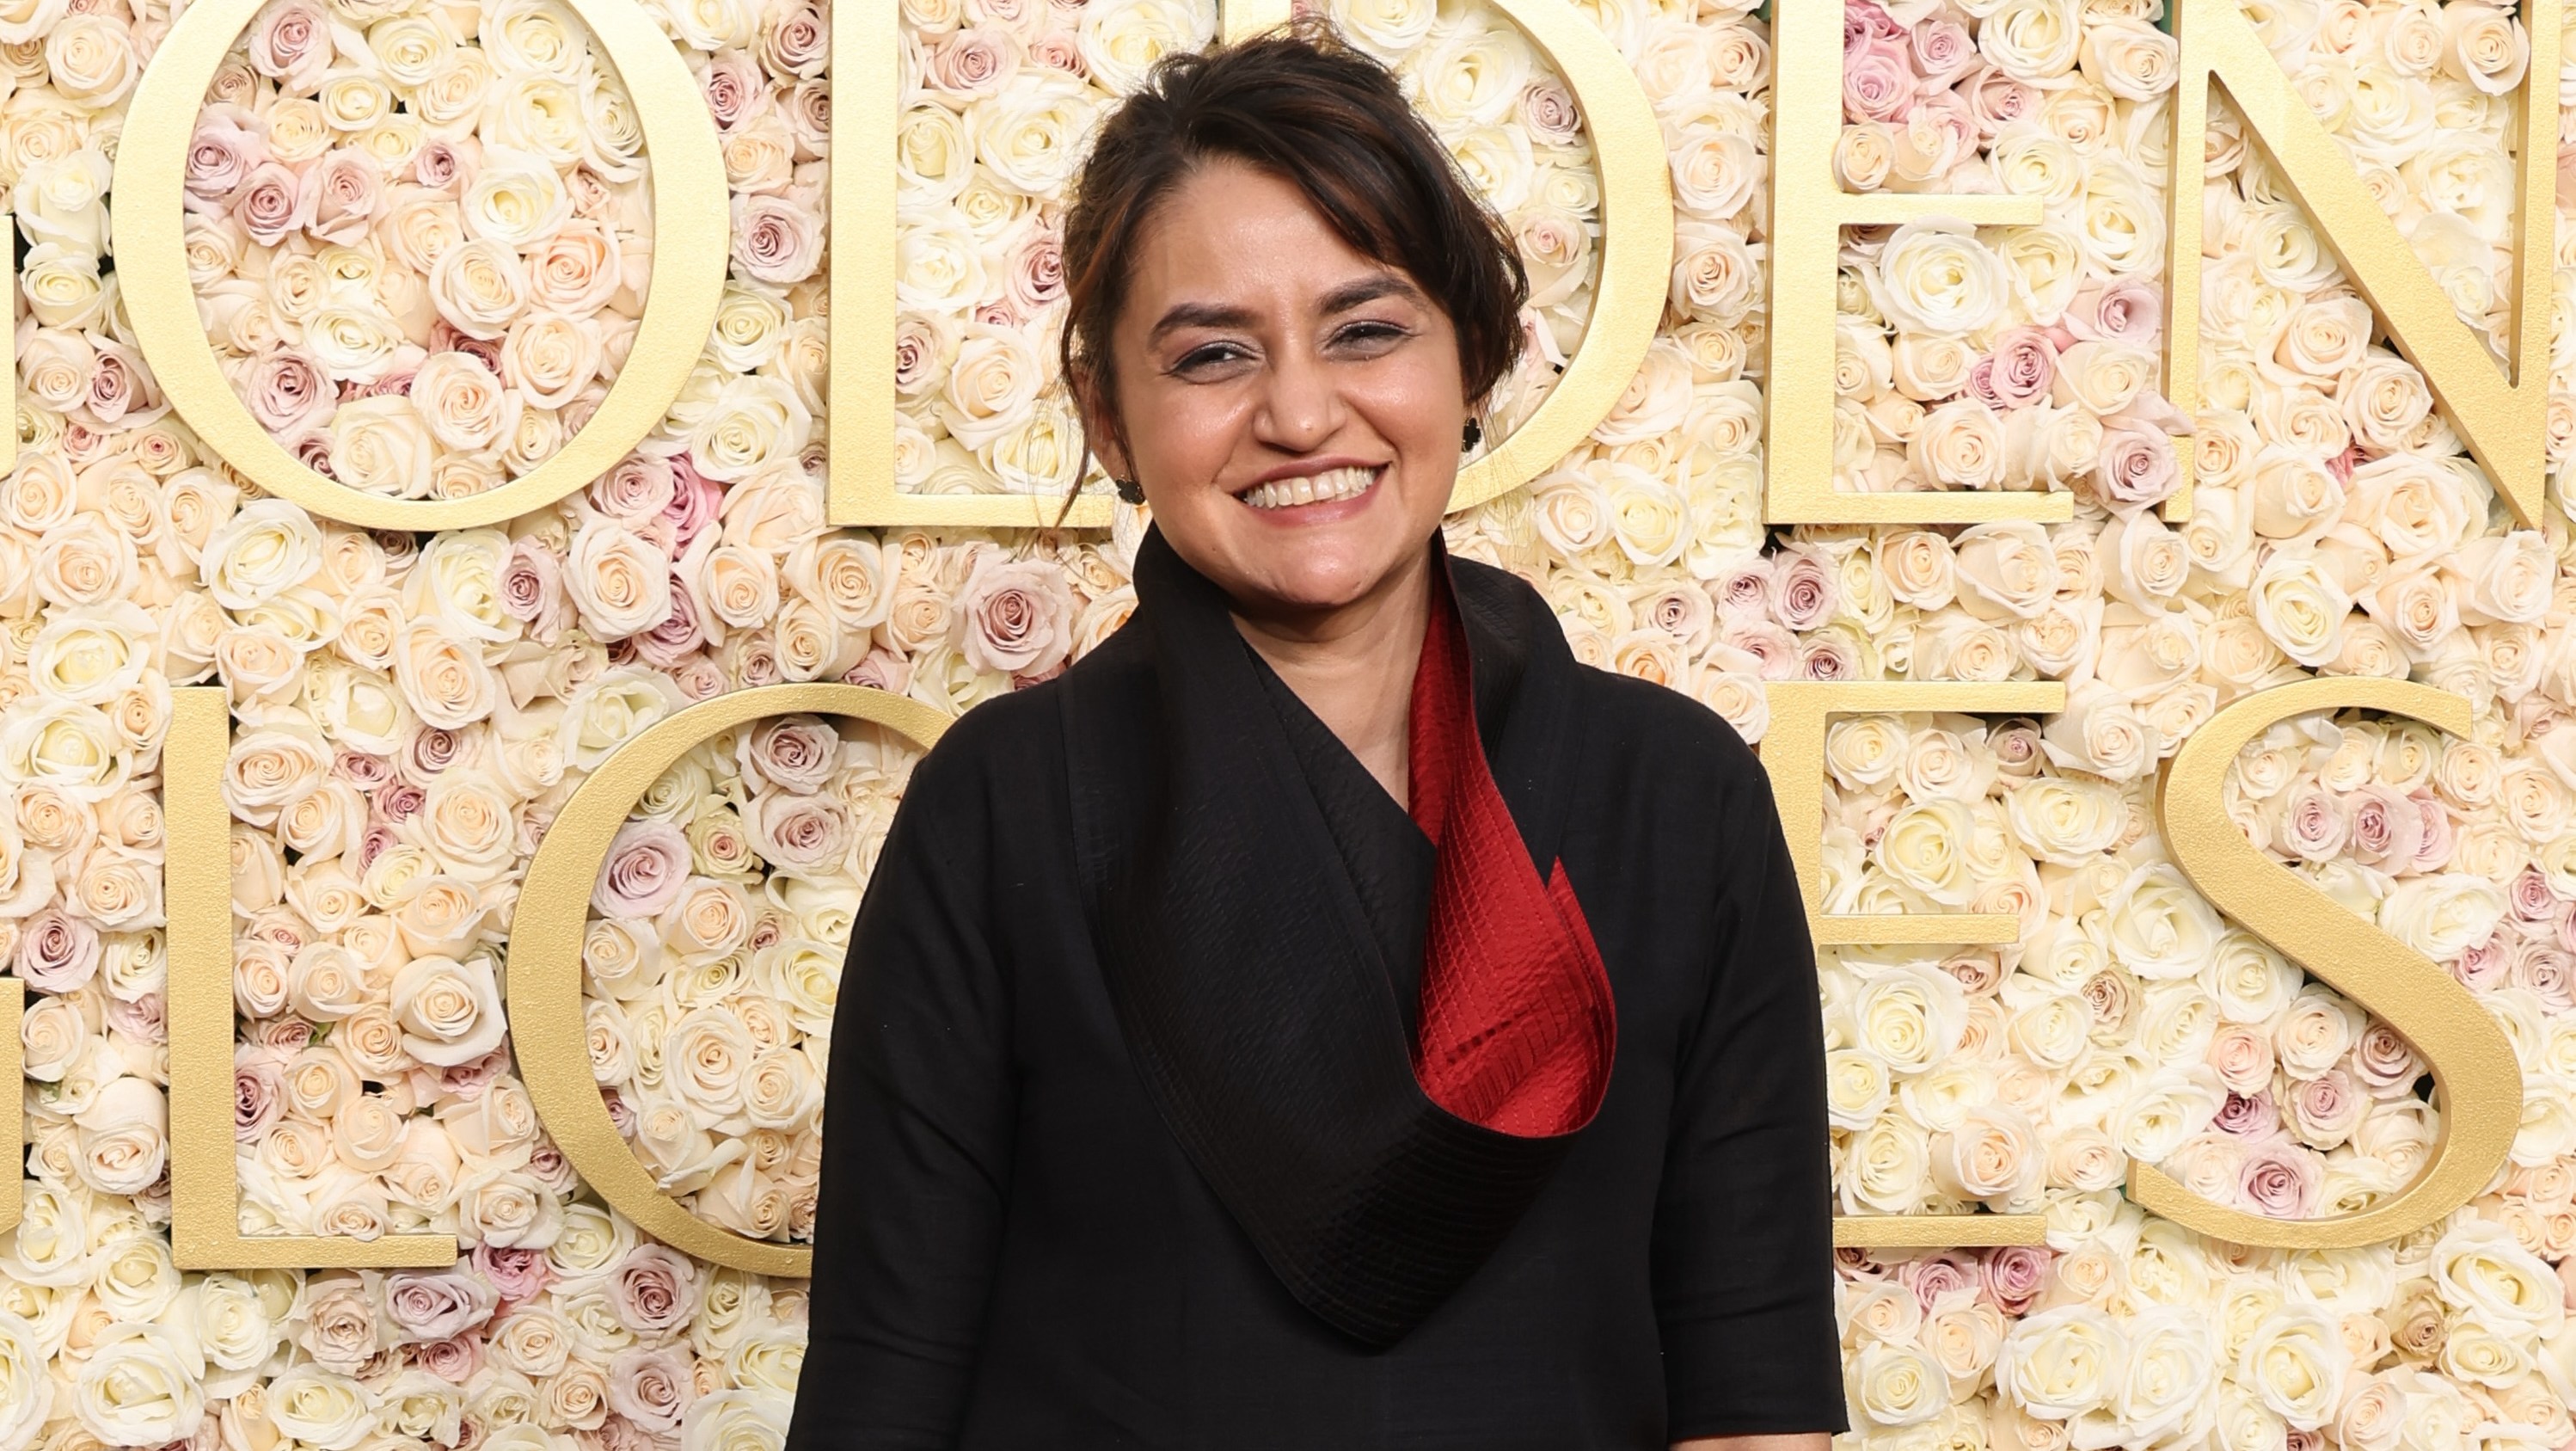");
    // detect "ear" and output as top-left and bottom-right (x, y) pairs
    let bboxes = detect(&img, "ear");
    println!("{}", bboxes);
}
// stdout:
(1073, 378), (1133, 481)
